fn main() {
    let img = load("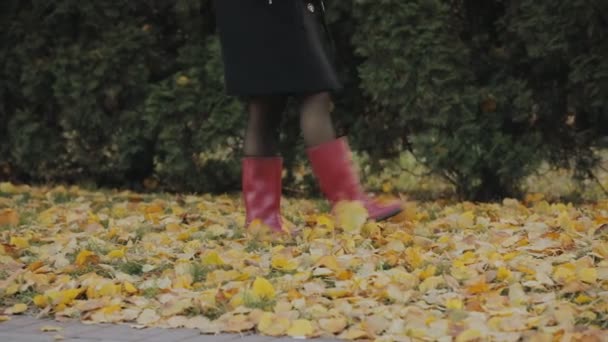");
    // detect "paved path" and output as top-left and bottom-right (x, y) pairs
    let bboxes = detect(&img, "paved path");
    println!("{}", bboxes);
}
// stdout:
(0, 316), (340, 342)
